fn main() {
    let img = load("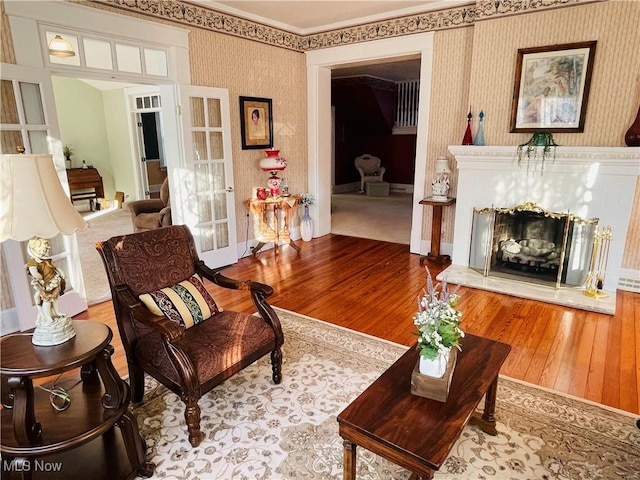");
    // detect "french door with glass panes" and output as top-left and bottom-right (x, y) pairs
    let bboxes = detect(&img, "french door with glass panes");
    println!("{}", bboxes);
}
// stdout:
(161, 85), (237, 267)
(0, 63), (87, 334)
